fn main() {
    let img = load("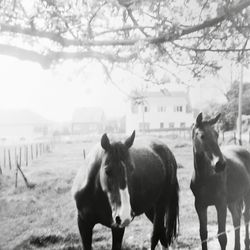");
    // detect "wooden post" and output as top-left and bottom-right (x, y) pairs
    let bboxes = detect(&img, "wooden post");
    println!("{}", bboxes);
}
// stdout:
(15, 157), (18, 188)
(31, 144), (33, 160)
(237, 62), (243, 146)
(19, 147), (22, 166)
(3, 148), (6, 168)
(83, 149), (86, 159)
(222, 131), (225, 142)
(234, 132), (236, 144)
(249, 131), (250, 144)
(26, 146), (28, 166)
(16, 161), (35, 189)
(8, 149), (11, 170)
(36, 144), (38, 158)
(14, 147), (17, 163)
